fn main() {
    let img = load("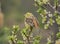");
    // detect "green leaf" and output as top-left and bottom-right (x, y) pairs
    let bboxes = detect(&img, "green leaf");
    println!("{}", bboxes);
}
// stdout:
(17, 40), (24, 44)
(54, 0), (58, 6)
(33, 36), (42, 44)
(12, 25), (19, 32)
(44, 24), (49, 29)
(56, 32), (60, 39)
